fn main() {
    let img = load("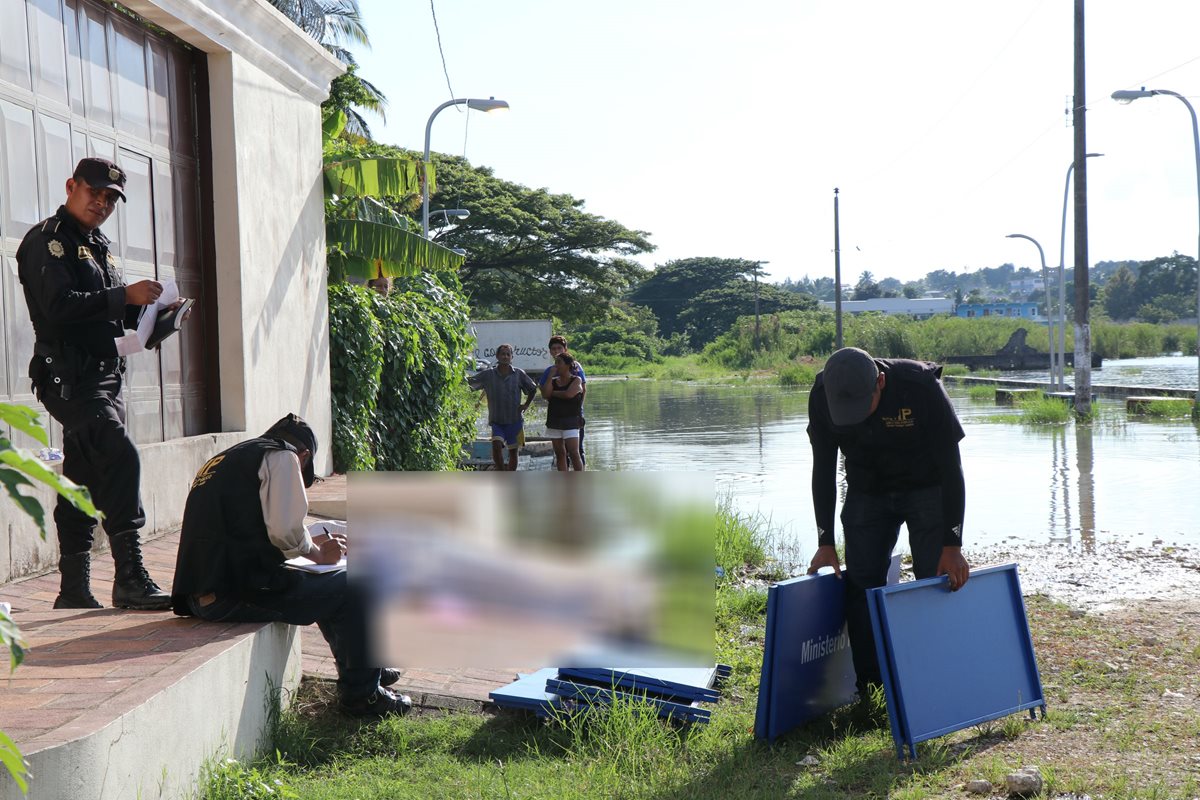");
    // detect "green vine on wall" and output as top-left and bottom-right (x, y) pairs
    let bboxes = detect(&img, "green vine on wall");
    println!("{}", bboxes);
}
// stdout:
(328, 275), (476, 473)
(328, 283), (383, 472)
